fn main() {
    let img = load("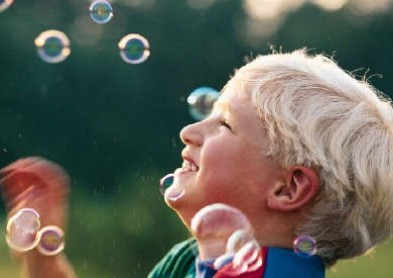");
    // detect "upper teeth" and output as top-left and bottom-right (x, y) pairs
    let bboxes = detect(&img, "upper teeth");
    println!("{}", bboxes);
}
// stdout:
(182, 160), (198, 172)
